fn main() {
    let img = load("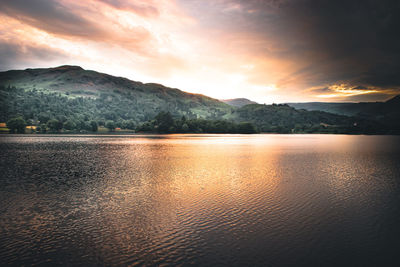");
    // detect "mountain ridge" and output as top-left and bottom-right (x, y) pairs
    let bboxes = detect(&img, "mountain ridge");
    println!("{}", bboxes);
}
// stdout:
(286, 96), (399, 116)
(0, 65), (232, 121)
(1, 65), (228, 101)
